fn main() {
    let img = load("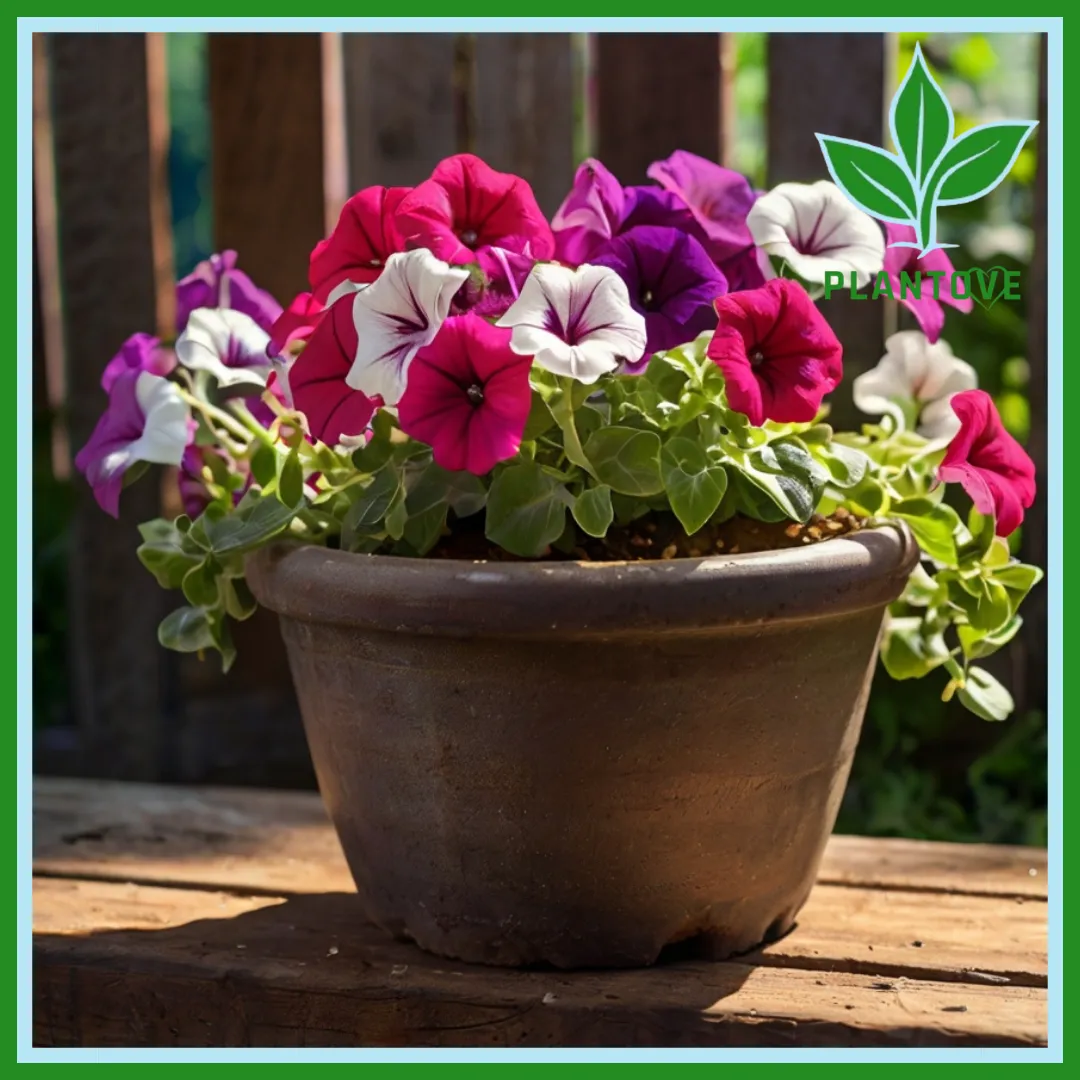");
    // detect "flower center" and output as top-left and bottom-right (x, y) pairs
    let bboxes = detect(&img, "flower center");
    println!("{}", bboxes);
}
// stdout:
(749, 348), (766, 368)
(466, 383), (485, 406)
(460, 229), (479, 246)
(641, 288), (654, 308)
